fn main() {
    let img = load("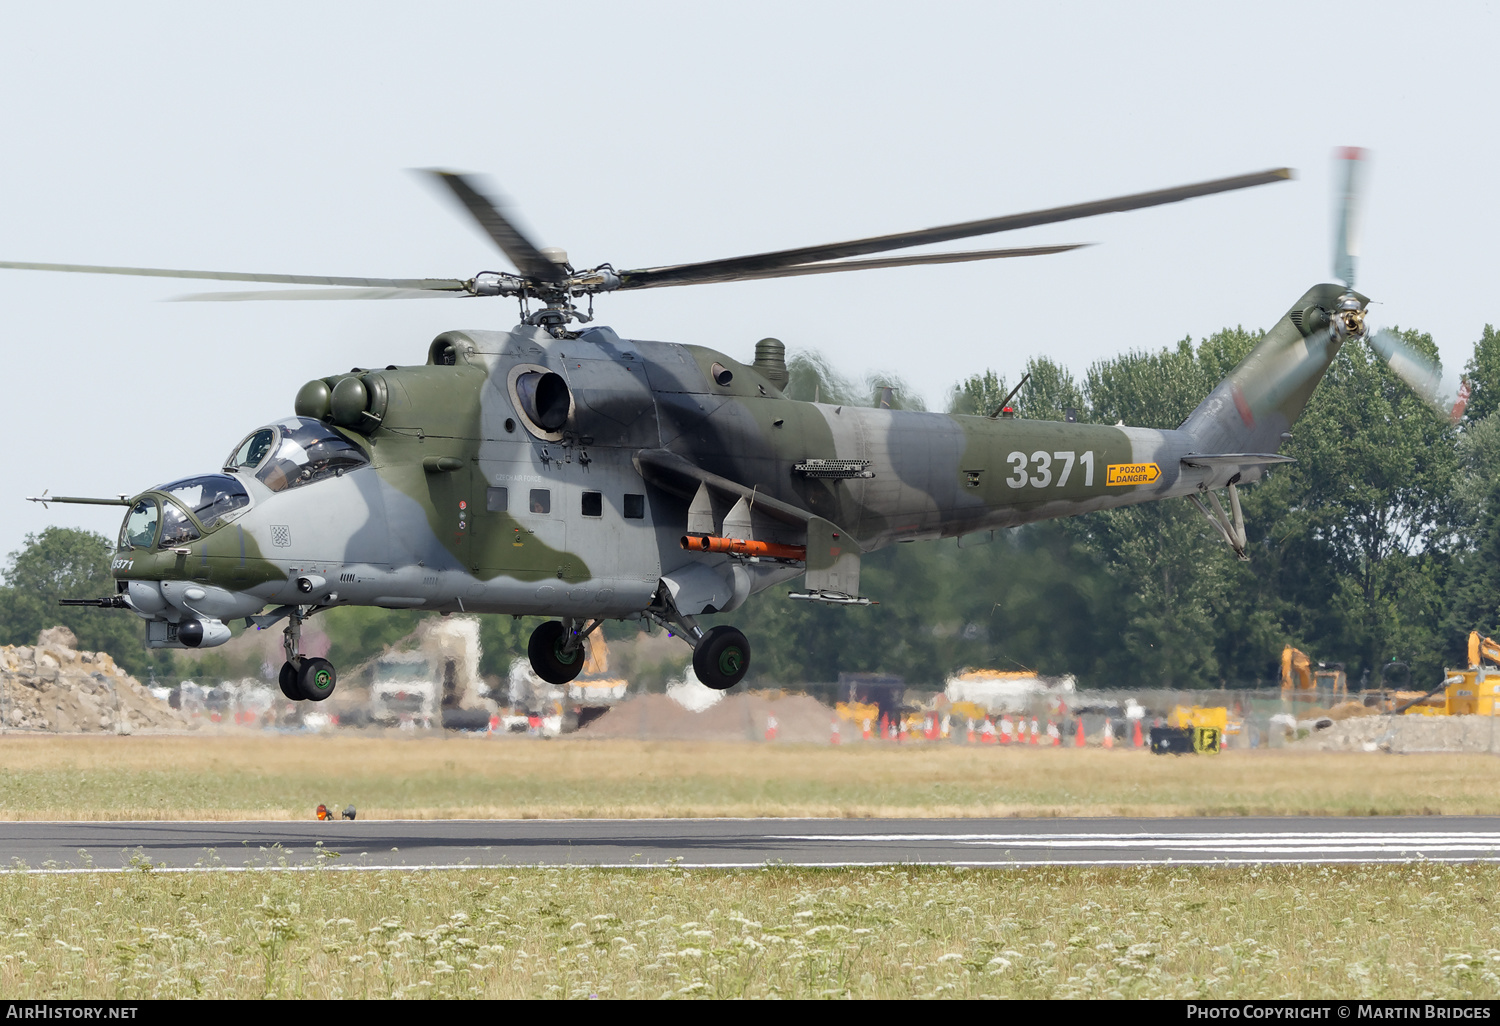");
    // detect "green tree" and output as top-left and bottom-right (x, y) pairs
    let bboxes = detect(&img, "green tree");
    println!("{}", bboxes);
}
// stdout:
(1085, 337), (1214, 429)
(1015, 356), (1087, 421)
(947, 369), (1006, 416)
(1442, 410), (1500, 643)
(784, 351), (861, 405)
(0, 527), (148, 672)
(1461, 324), (1500, 423)
(1257, 331), (1457, 684)
(1057, 329), (1263, 687)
